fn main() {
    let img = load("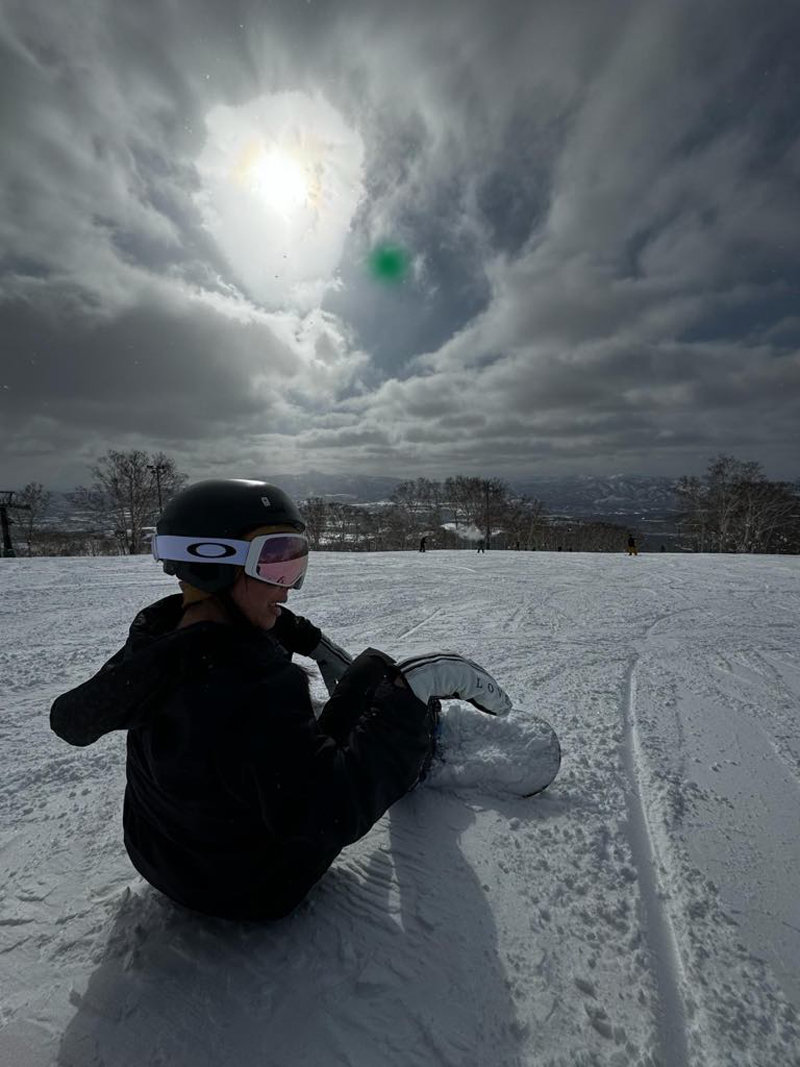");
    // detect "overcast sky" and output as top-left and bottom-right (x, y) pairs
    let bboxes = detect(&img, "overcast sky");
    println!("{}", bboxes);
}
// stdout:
(1, 0), (798, 489)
